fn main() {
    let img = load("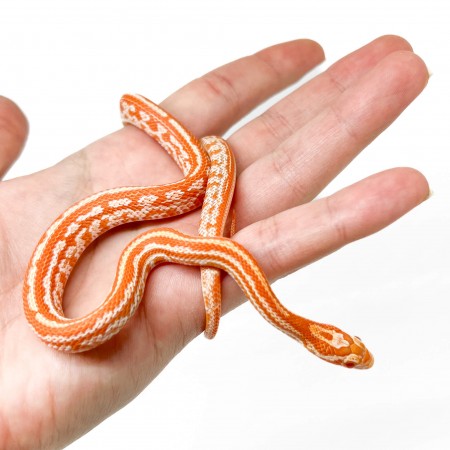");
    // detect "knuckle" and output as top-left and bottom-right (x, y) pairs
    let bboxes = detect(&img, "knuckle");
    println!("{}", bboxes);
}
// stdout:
(200, 71), (240, 114)
(325, 196), (348, 245)
(271, 146), (308, 201)
(251, 215), (285, 279)
(260, 106), (295, 142)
